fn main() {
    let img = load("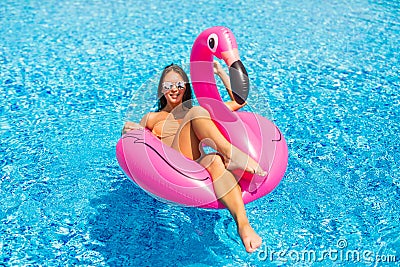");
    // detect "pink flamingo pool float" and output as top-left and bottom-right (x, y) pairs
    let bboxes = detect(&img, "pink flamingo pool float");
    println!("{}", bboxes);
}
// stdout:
(116, 27), (288, 209)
